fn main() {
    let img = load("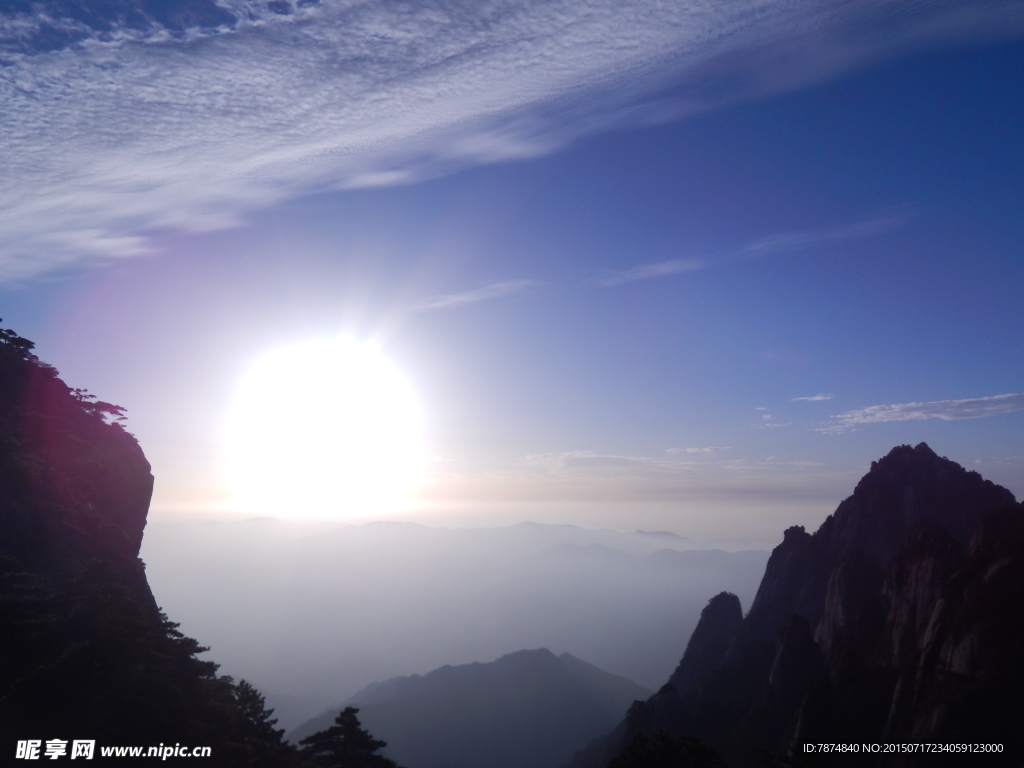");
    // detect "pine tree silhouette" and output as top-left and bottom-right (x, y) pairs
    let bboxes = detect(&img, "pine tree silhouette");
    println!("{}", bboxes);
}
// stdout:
(299, 707), (400, 768)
